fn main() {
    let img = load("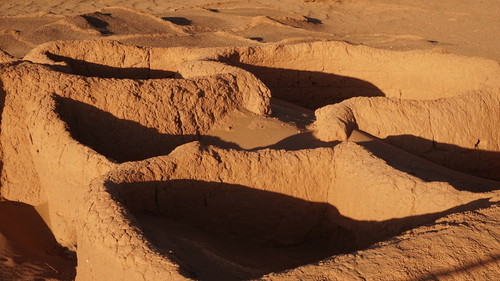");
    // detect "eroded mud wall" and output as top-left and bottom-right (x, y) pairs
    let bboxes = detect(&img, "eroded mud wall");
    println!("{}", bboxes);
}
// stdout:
(0, 61), (270, 247)
(315, 90), (500, 181)
(213, 42), (500, 108)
